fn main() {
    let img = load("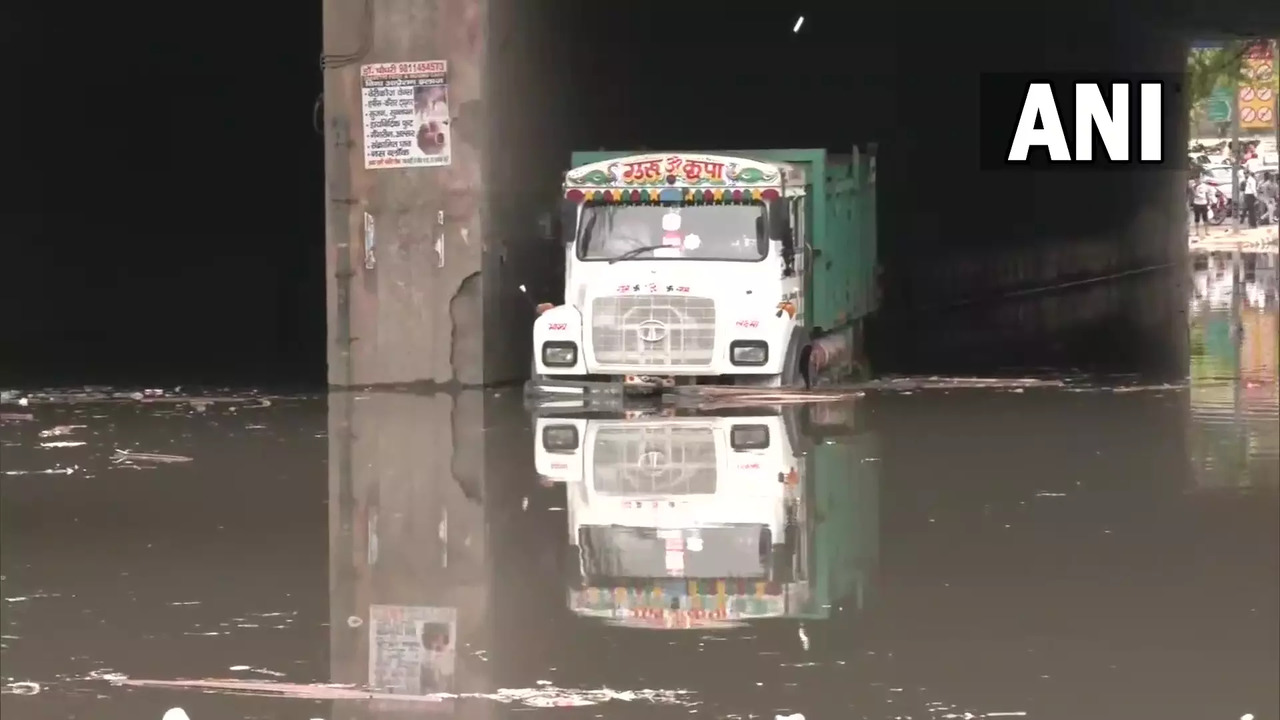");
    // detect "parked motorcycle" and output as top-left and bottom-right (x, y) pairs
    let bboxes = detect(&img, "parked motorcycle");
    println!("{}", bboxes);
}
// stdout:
(1208, 190), (1234, 226)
